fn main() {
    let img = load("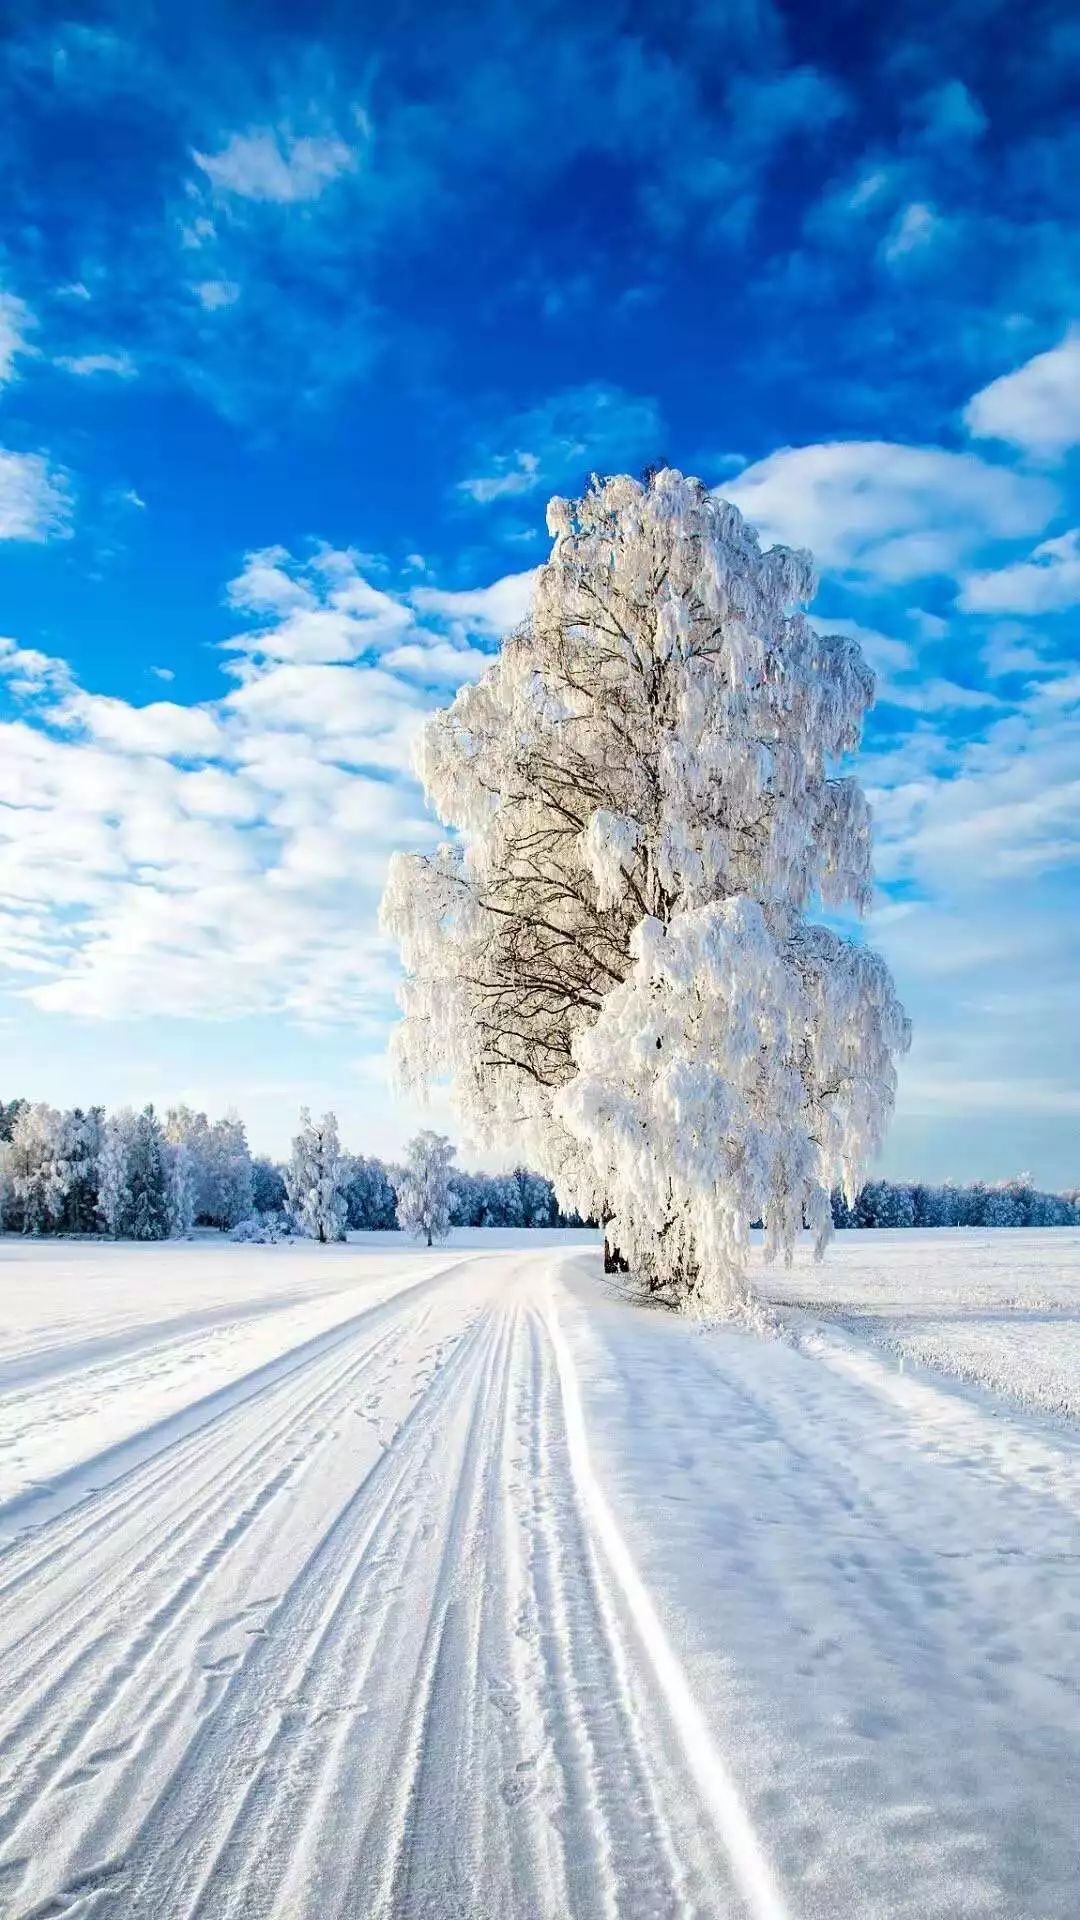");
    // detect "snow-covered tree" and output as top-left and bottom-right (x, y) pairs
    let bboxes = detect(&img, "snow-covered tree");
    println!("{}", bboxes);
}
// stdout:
(285, 1108), (347, 1243)
(2, 1102), (63, 1234)
(341, 1153), (399, 1230)
(166, 1137), (198, 1237)
(126, 1107), (171, 1240)
(395, 1131), (455, 1246)
(204, 1113), (254, 1229)
(164, 1106), (253, 1229)
(382, 469), (910, 1310)
(98, 1108), (137, 1237)
(252, 1155), (287, 1216)
(54, 1107), (104, 1234)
